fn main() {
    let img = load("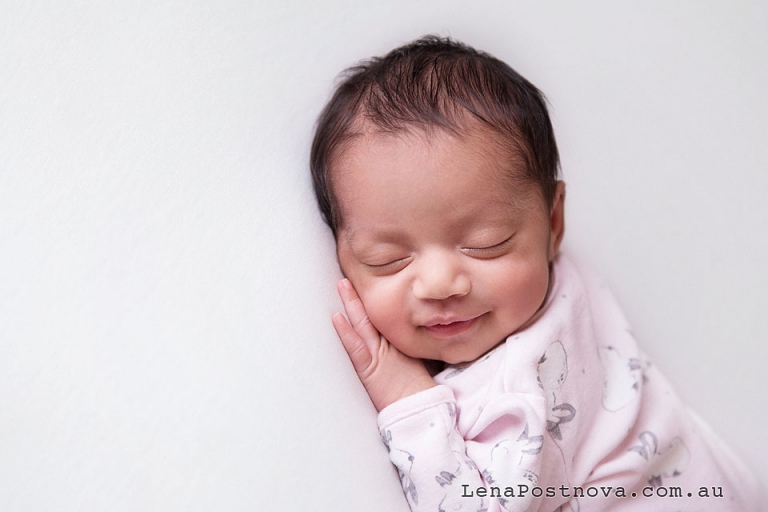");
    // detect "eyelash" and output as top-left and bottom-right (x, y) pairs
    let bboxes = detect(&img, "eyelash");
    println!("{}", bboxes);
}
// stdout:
(366, 257), (411, 271)
(463, 235), (514, 255)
